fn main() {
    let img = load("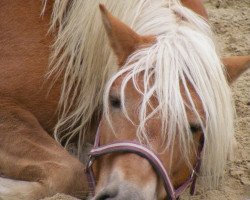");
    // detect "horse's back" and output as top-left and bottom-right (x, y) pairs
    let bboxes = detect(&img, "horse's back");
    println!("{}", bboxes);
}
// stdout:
(0, 0), (59, 133)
